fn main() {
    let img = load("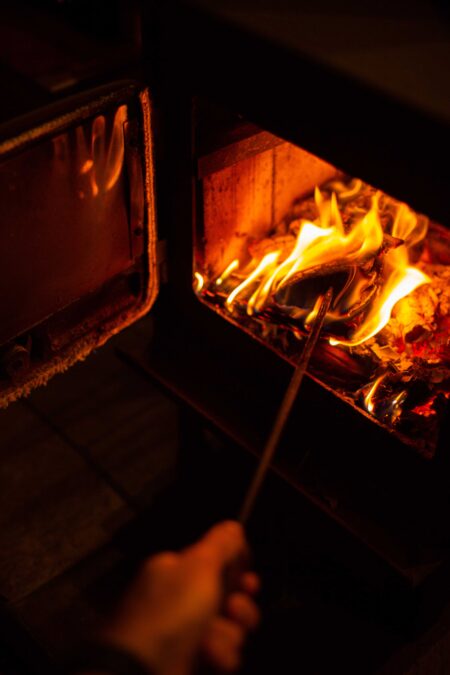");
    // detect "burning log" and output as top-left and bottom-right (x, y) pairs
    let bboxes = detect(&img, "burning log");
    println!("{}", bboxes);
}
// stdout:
(269, 232), (404, 336)
(195, 176), (450, 455)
